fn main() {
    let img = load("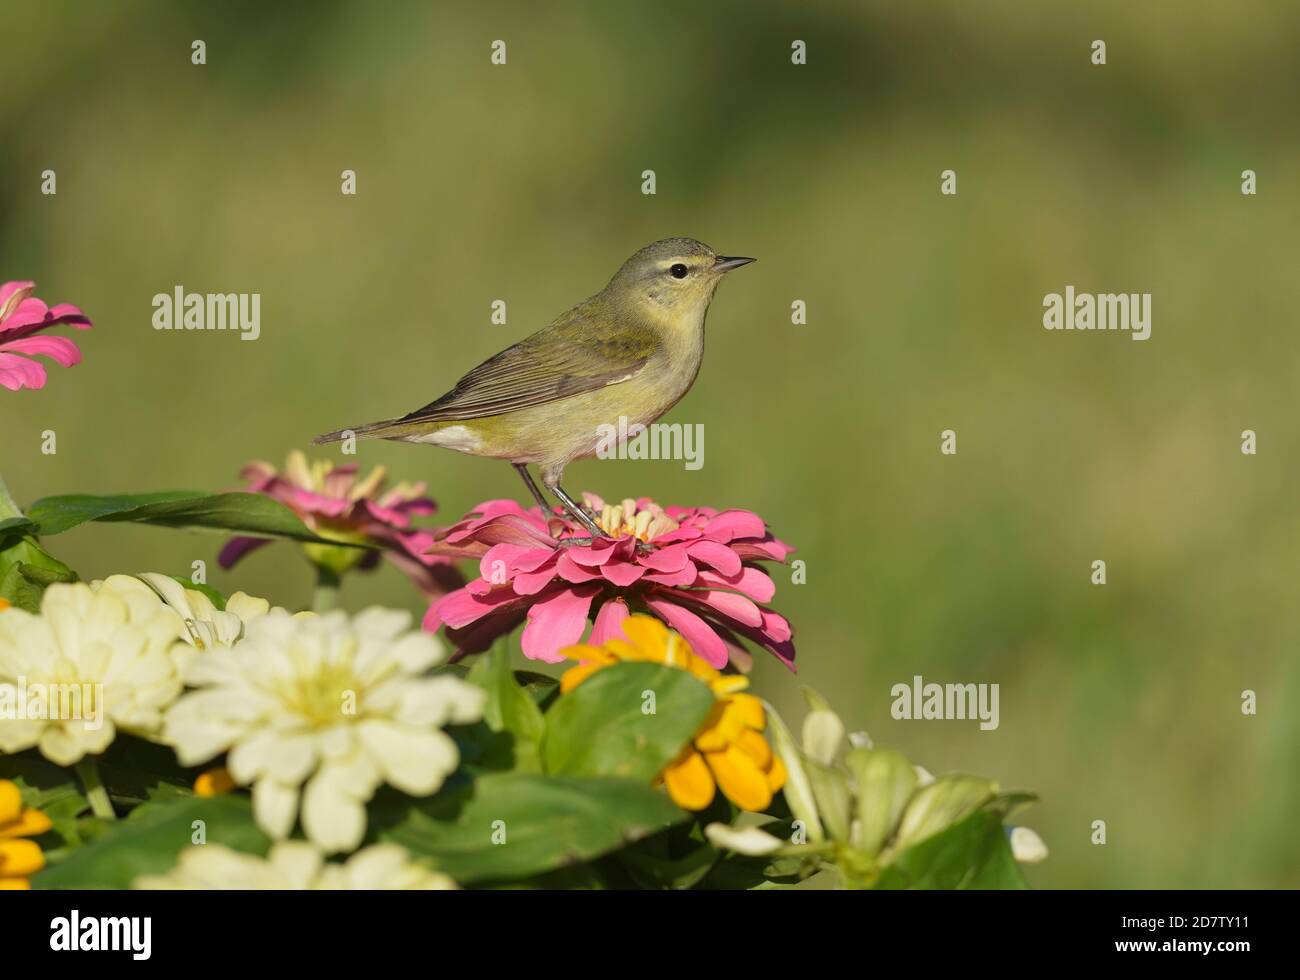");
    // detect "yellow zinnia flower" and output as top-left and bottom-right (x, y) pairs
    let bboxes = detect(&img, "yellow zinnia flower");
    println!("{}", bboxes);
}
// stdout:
(0, 779), (52, 890)
(560, 615), (785, 812)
